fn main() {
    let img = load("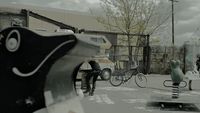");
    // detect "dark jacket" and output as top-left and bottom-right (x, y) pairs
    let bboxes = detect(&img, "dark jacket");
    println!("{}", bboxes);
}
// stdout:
(88, 61), (101, 71)
(196, 58), (200, 69)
